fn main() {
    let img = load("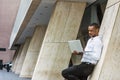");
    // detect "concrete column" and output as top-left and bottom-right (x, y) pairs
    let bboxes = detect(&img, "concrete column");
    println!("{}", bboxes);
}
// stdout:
(20, 26), (46, 78)
(12, 45), (24, 72)
(32, 2), (86, 80)
(91, 1), (120, 80)
(106, 0), (120, 8)
(11, 48), (20, 71)
(15, 38), (31, 74)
